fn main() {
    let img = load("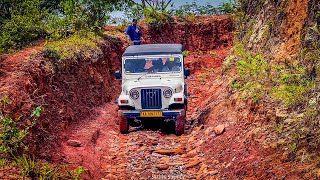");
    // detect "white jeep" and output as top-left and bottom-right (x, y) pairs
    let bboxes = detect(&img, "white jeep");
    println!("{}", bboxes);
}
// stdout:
(115, 44), (190, 135)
